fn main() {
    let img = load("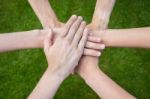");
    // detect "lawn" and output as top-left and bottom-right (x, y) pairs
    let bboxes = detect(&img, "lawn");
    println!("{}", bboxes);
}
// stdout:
(0, 0), (150, 99)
